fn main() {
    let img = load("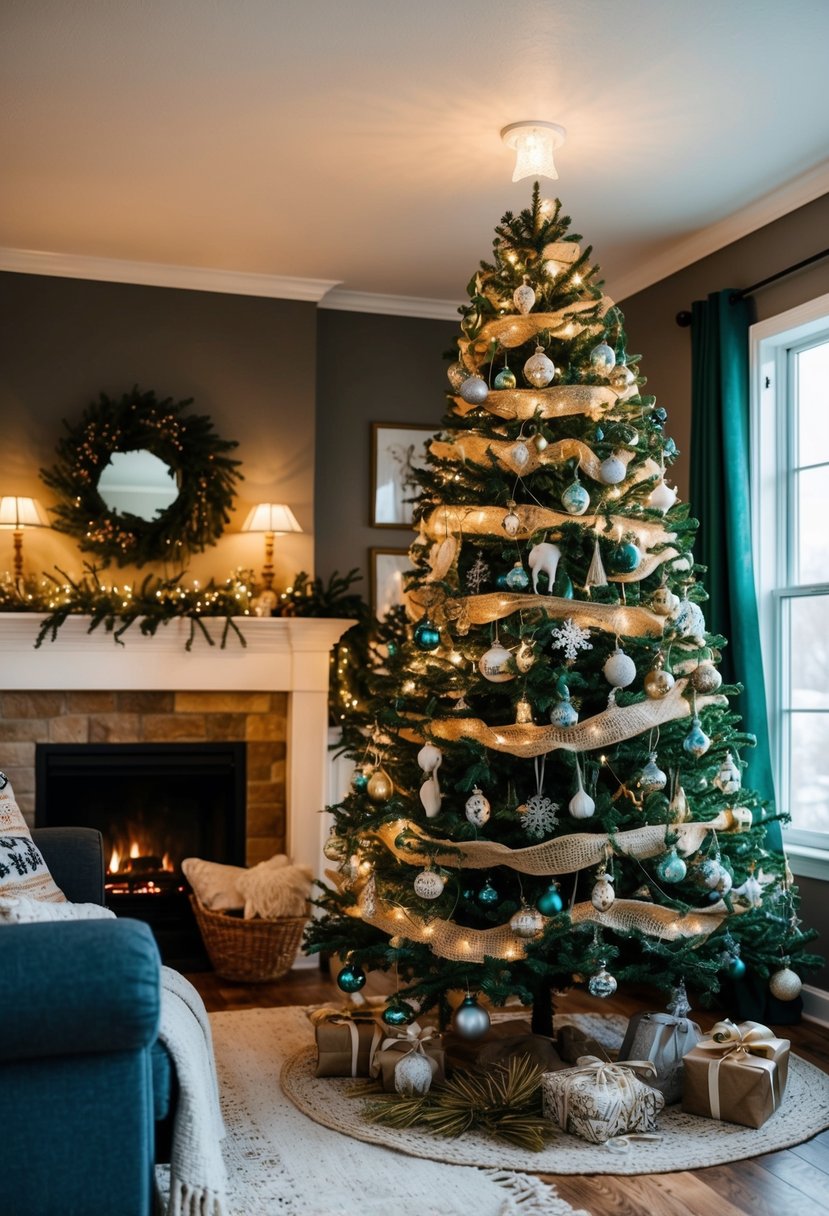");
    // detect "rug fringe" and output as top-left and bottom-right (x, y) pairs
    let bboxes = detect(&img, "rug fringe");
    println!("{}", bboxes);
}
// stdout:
(484, 1168), (590, 1216)
(168, 1179), (225, 1216)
